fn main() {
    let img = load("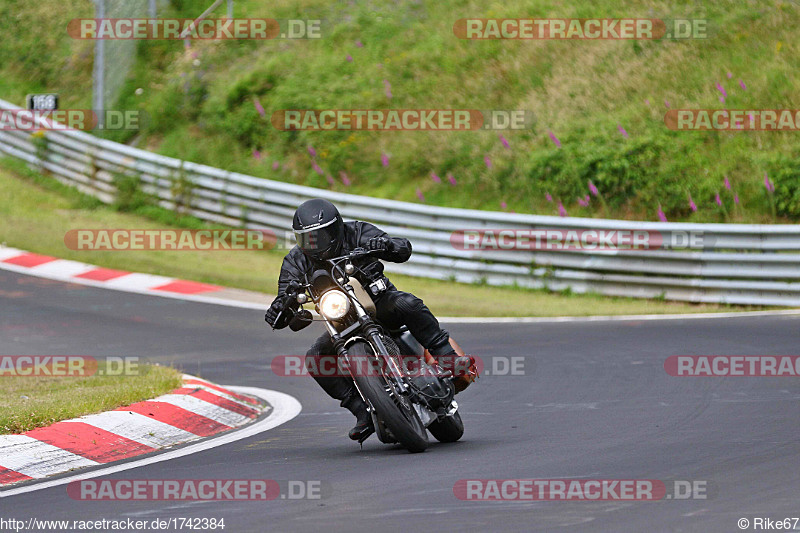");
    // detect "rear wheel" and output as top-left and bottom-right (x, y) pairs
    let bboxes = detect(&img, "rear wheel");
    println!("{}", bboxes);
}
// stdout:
(347, 341), (428, 453)
(428, 411), (464, 443)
